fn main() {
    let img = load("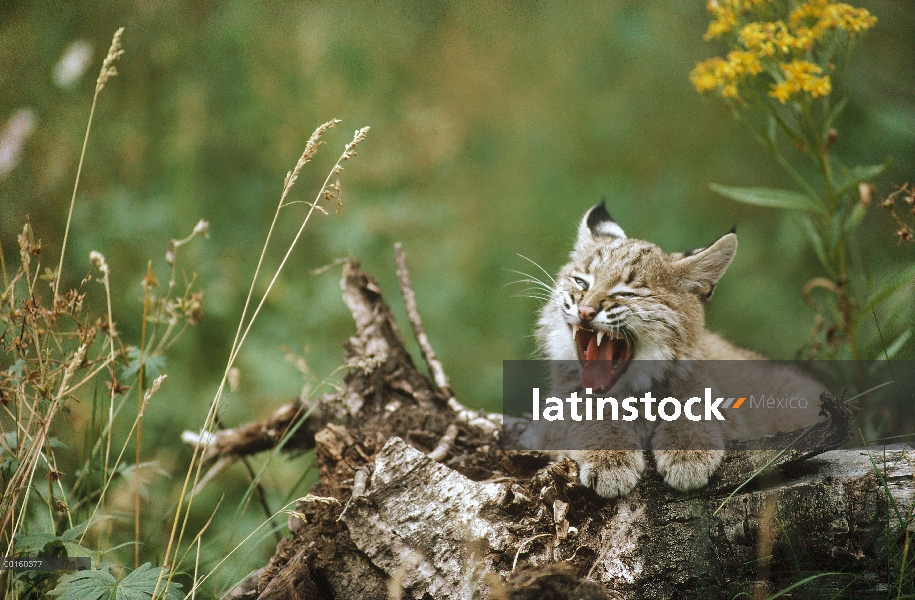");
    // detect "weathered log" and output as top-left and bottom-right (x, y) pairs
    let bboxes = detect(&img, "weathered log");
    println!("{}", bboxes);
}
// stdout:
(205, 258), (913, 600)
